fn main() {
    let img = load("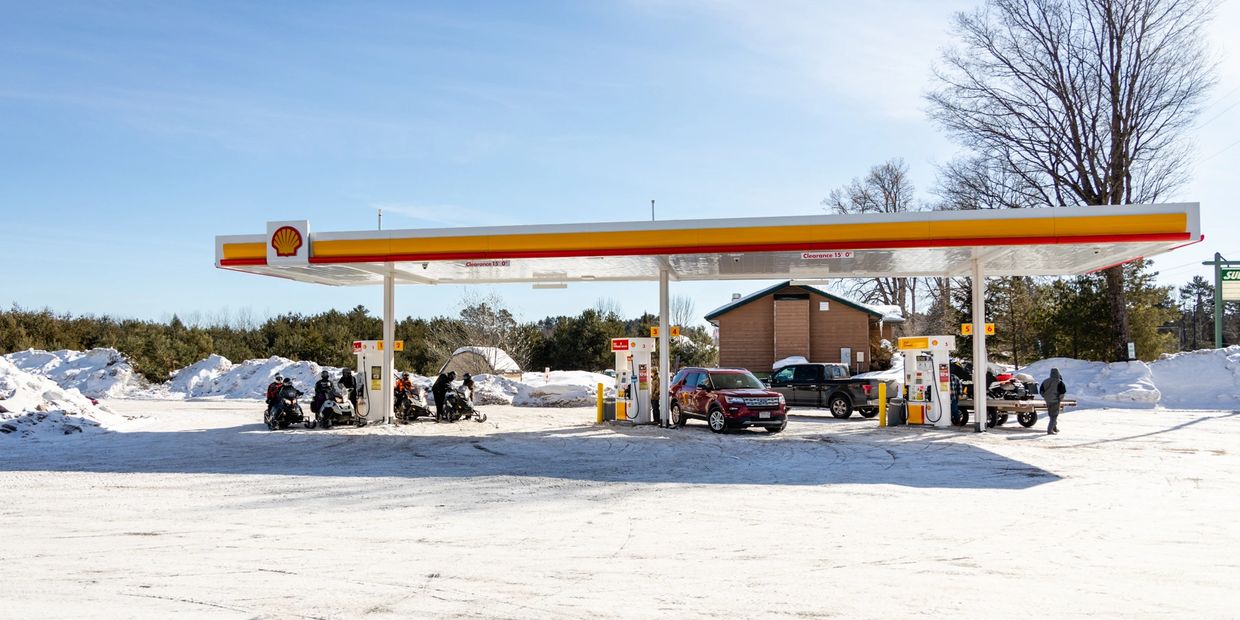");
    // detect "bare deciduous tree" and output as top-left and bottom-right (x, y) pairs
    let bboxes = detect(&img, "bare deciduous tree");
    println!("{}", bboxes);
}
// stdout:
(670, 295), (696, 329)
(593, 297), (624, 319)
(927, 0), (1215, 360)
(823, 158), (922, 318)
